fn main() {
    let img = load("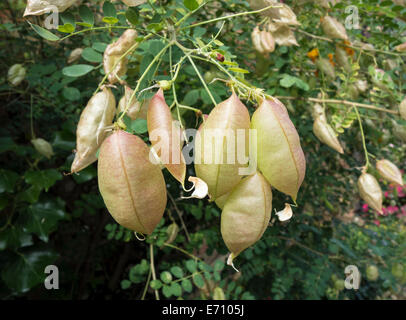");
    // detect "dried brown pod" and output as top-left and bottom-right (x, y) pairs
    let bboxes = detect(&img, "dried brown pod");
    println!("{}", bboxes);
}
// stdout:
(148, 89), (186, 186)
(399, 97), (406, 121)
(98, 130), (167, 234)
(71, 87), (116, 173)
(195, 93), (250, 200)
(357, 172), (383, 213)
(395, 42), (406, 52)
(31, 138), (54, 159)
(376, 159), (404, 186)
(221, 172), (272, 267)
(103, 29), (138, 84)
(251, 98), (306, 201)
(321, 16), (348, 40)
(313, 117), (344, 154)
(268, 23), (299, 47)
(24, 0), (78, 16)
